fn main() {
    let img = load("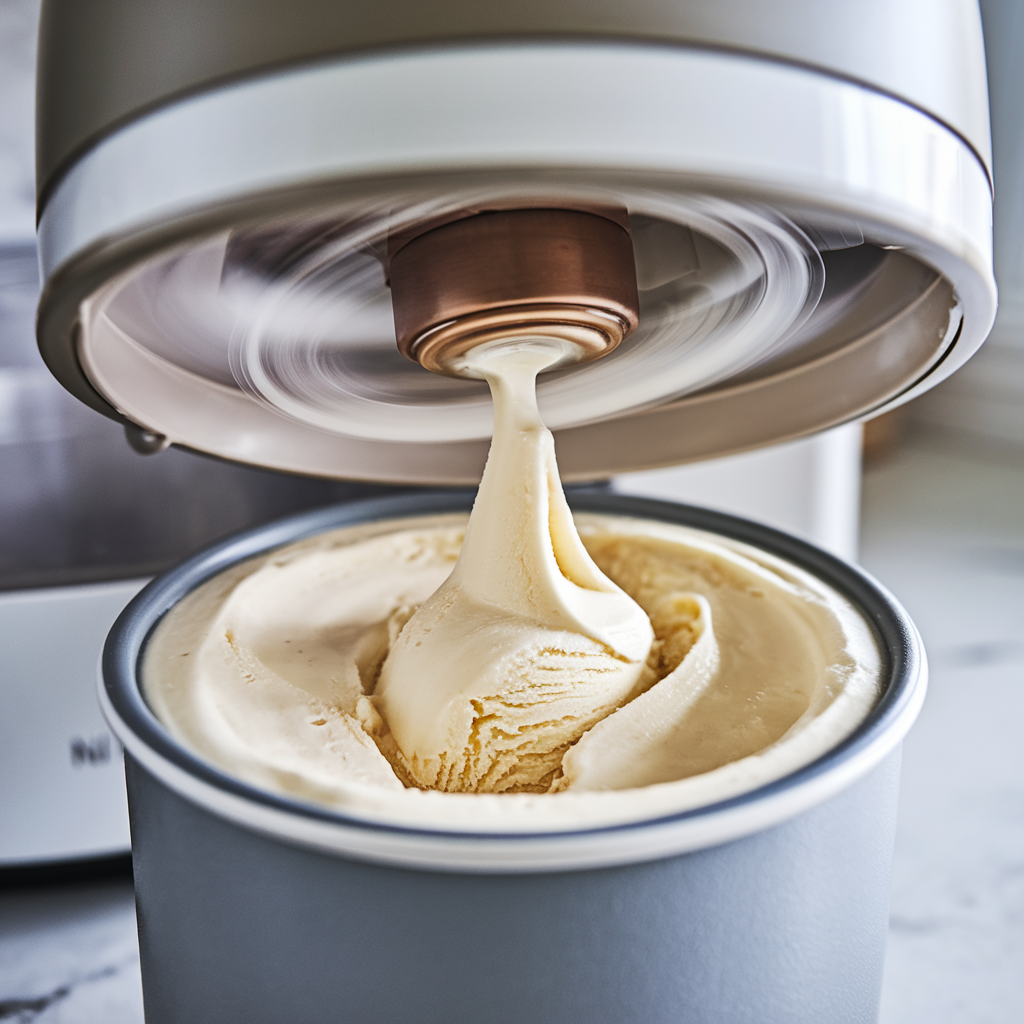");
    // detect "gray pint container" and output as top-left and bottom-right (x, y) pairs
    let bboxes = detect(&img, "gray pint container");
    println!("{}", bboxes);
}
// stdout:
(100, 491), (926, 1024)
